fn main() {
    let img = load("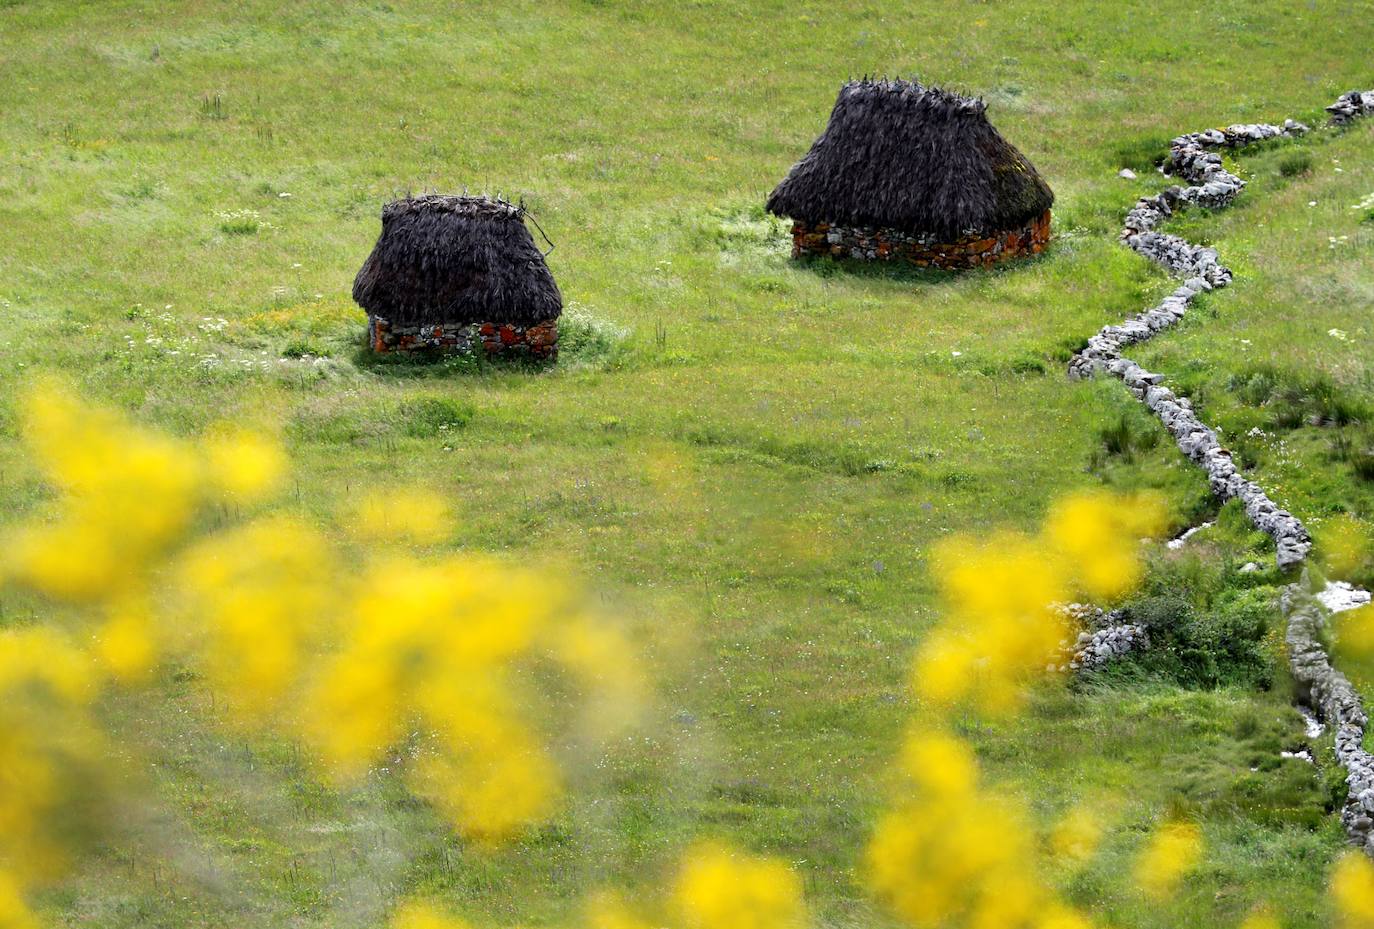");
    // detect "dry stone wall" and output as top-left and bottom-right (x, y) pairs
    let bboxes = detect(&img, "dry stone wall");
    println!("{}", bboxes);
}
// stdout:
(1284, 585), (1374, 853)
(1069, 119), (1313, 568)
(1068, 91), (1374, 850)
(1329, 90), (1374, 126)
(1057, 604), (1149, 671)
(369, 316), (558, 360)
(790, 209), (1050, 269)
